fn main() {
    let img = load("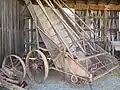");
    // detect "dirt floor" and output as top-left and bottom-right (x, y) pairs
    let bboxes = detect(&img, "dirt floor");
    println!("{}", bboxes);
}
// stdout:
(26, 70), (120, 90)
